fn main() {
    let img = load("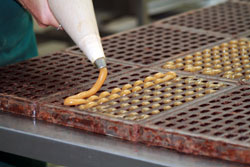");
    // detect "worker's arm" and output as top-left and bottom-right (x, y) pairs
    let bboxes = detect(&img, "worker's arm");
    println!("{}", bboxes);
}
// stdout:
(17, 0), (59, 28)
